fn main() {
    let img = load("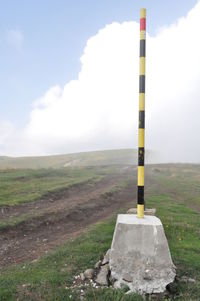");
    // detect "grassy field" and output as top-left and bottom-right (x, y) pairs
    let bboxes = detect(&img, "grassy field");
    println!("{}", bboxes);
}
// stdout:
(0, 163), (200, 300)
(0, 166), (112, 206)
